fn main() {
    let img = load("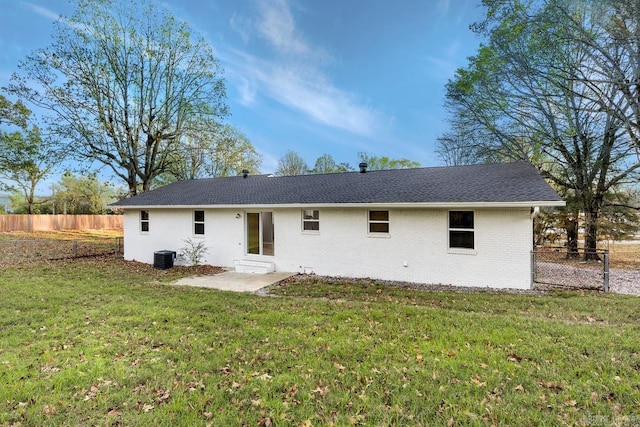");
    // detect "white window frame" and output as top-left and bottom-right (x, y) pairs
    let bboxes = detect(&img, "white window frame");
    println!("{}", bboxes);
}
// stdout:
(140, 210), (149, 233)
(368, 210), (390, 236)
(302, 209), (320, 233)
(194, 210), (205, 236)
(448, 210), (475, 252)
